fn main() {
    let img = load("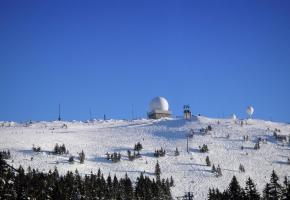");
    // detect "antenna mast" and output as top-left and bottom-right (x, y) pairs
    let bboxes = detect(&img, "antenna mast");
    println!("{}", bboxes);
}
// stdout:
(131, 104), (135, 120)
(58, 104), (61, 121)
(89, 109), (92, 121)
